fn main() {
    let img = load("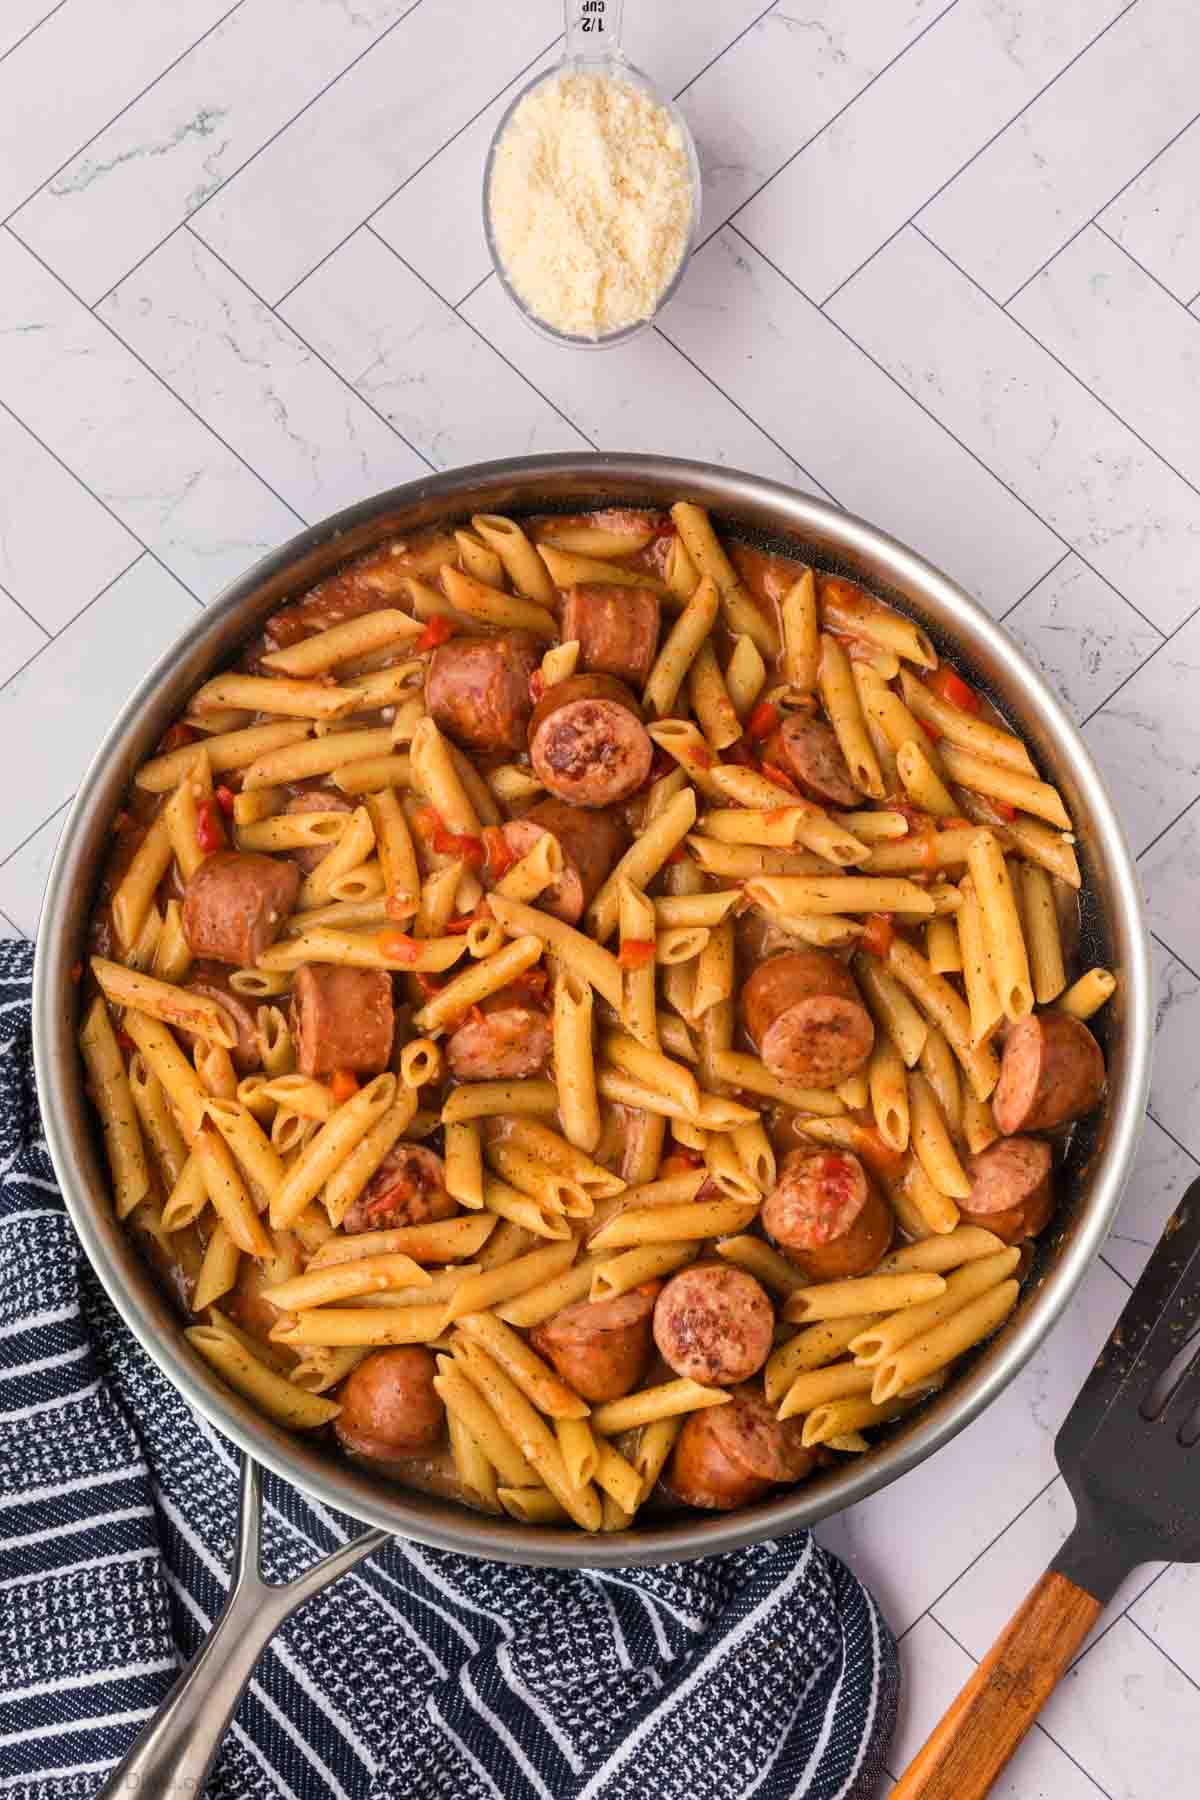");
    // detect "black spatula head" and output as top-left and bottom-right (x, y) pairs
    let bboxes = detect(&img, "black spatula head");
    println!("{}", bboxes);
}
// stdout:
(1051, 1174), (1200, 1602)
